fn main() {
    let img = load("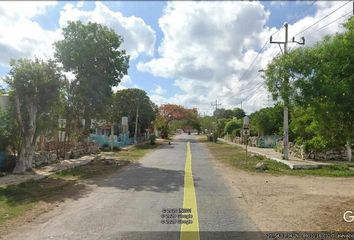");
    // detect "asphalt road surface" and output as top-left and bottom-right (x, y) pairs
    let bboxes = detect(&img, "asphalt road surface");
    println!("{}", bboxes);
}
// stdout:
(5, 134), (260, 240)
